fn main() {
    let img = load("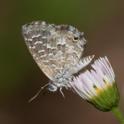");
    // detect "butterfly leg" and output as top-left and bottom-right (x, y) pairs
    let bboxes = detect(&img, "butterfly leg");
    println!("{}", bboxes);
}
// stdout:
(59, 87), (65, 98)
